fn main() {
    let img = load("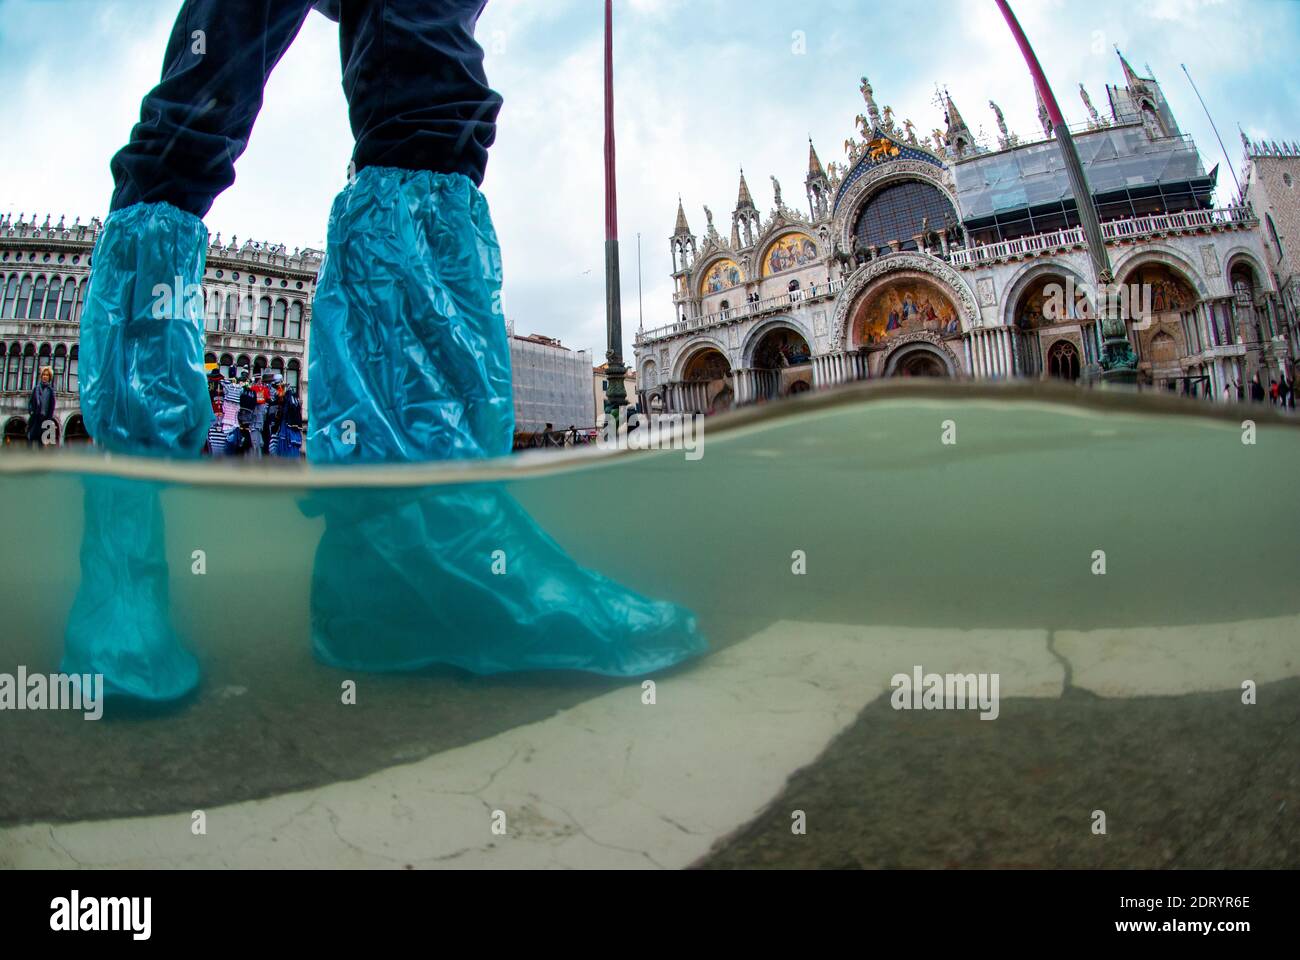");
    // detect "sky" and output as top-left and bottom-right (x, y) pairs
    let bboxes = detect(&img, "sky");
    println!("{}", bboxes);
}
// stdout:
(2, 0), (1299, 362)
